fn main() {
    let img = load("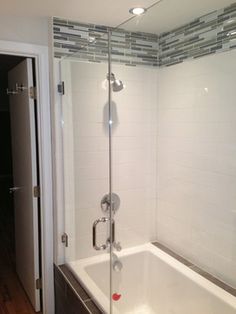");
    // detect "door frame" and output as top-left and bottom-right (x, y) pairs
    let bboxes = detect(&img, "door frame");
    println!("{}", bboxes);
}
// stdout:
(0, 40), (54, 314)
